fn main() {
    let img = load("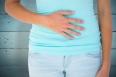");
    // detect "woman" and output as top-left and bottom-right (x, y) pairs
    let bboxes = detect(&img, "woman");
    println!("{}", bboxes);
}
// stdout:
(5, 0), (112, 77)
